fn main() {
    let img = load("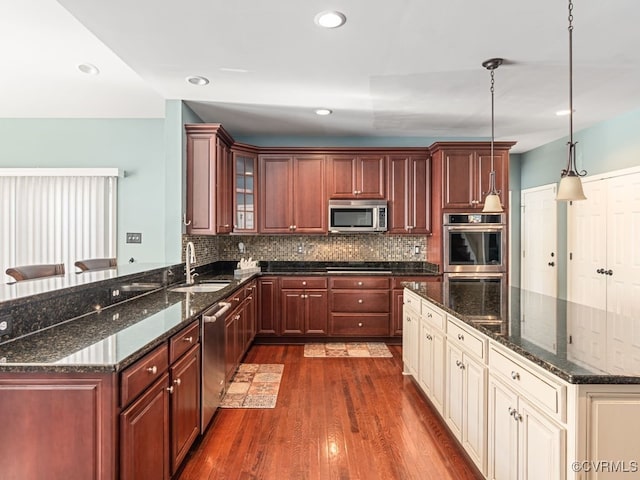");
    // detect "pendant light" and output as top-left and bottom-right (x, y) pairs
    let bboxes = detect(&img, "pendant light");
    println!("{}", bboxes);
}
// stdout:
(556, 0), (587, 201)
(481, 57), (504, 213)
